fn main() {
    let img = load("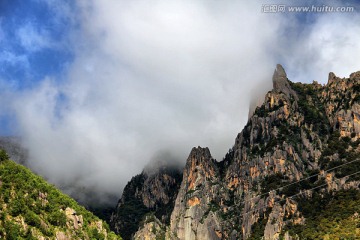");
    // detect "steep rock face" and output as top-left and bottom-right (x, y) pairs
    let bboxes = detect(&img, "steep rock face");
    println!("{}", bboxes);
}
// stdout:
(170, 147), (224, 240)
(191, 66), (358, 239)
(111, 163), (182, 240)
(118, 65), (360, 240)
(321, 71), (360, 138)
(272, 64), (298, 101)
(222, 66), (360, 239)
(133, 215), (165, 240)
(227, 67), (360, 239)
